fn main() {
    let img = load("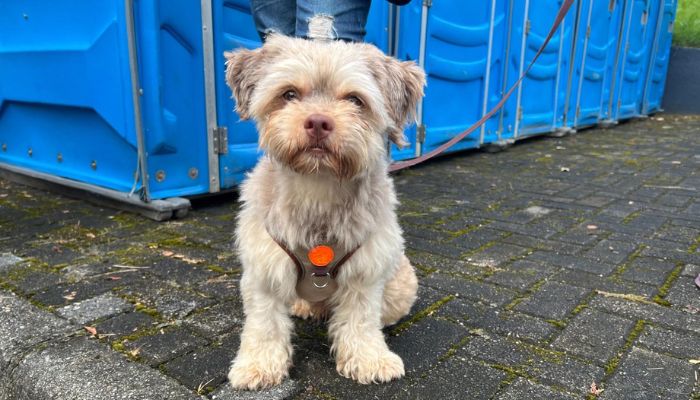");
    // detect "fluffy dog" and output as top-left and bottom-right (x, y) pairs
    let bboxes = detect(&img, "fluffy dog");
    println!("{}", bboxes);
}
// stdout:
(224, 35), (425, 390)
